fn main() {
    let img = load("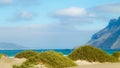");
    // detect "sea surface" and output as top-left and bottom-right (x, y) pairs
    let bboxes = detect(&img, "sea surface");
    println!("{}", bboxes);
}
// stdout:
(0, 49), (120, 57)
